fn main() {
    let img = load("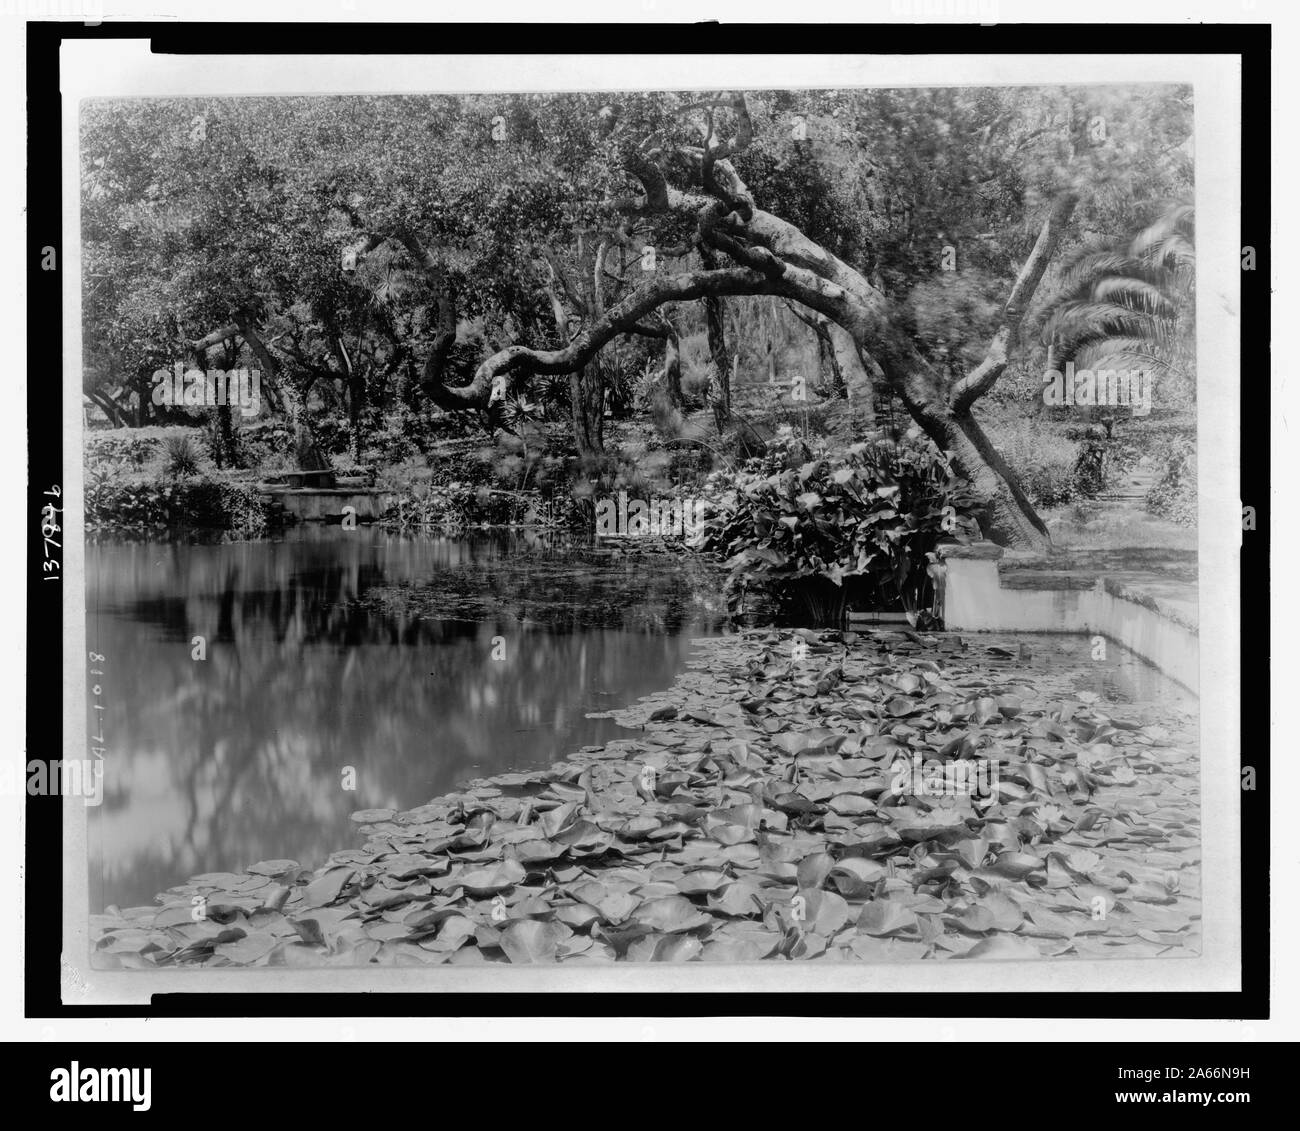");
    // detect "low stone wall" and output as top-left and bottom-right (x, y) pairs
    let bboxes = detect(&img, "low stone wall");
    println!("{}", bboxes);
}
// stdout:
(258, 487), (392, 522)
